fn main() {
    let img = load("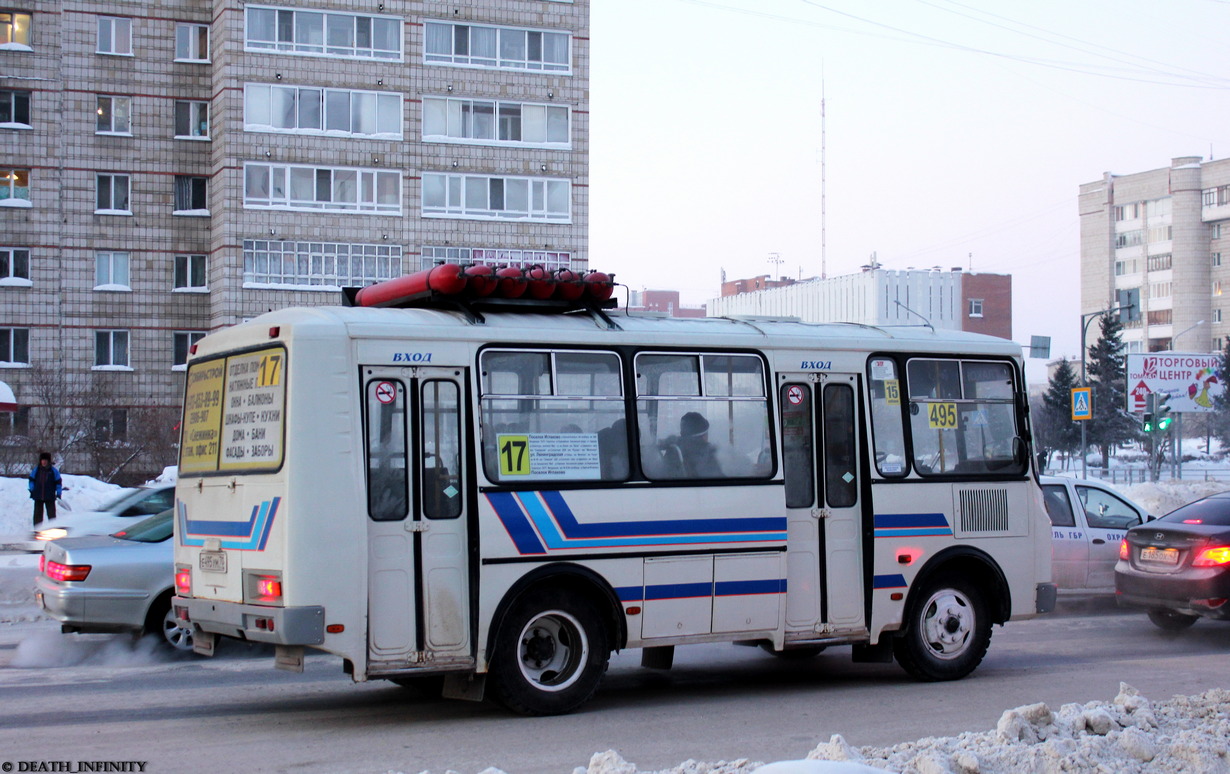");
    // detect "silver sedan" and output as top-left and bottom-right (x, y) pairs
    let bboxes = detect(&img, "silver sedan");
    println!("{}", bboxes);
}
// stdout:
(34, 510), (193, 651)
